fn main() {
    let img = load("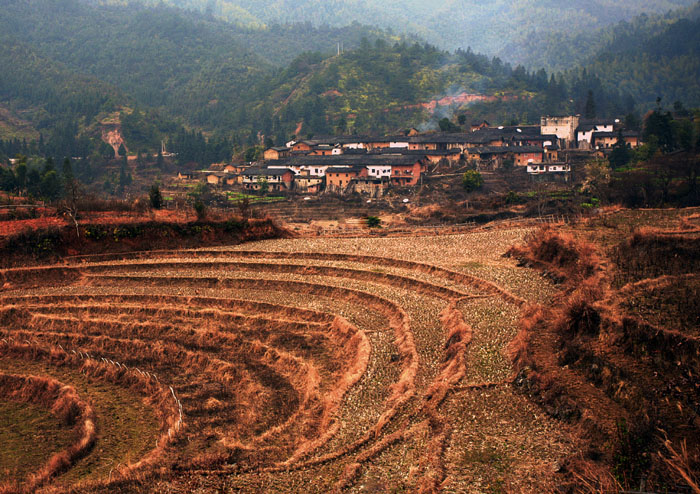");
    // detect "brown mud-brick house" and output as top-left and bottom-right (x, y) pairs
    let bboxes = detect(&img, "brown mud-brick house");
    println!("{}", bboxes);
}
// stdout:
(325, 166), (367, 192)
(377, 148), (462, 164)
(470, 120), (490, 132)
(390, 159), (427, 187)
(206, 173), (224, 185)
(622, 131), (641, 148)
(205, 172), (237, 186)
(224, 163), (249, 174)
(295, 171), (324, 194)
(545, 144), (559, 162)
(291, 141), (317, 153)
(353, 176), (388, 197)
(466, 146), (510, 170)
(241, 168), (295, 192)
(263, 147), (291, 160)
(310, 144), (341, 156)
(512, 146), (545, 166)
(592, 131), (642, 149)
